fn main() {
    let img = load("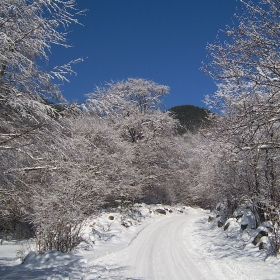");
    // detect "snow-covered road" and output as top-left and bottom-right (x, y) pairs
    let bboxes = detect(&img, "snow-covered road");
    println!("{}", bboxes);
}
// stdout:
(126, 216), (206, 279)
(1, 206), (280, 279)
(89, 210), (226, 279)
